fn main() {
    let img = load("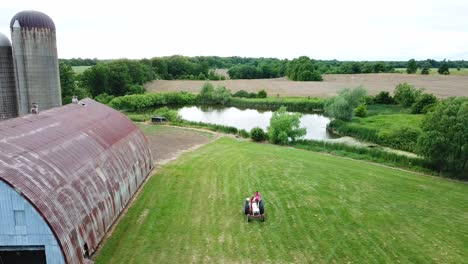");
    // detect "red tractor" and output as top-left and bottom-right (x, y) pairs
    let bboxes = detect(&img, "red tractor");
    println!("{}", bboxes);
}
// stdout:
(244, 197), (265, 222)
